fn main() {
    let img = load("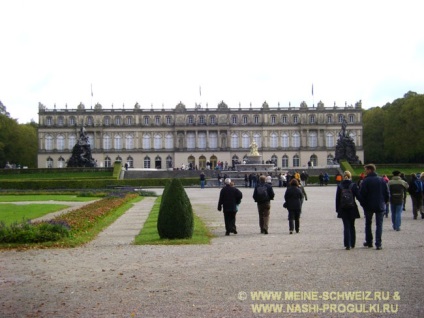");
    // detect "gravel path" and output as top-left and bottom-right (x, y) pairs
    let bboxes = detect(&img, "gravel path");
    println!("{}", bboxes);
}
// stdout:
(1, 186), (423, 317)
